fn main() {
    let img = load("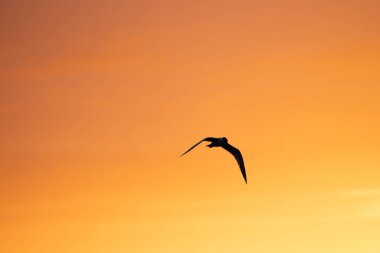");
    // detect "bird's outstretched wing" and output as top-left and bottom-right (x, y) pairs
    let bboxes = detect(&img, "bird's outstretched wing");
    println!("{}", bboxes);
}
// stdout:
(221, 143), (247, 183)
(180, 137), (217, 157)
